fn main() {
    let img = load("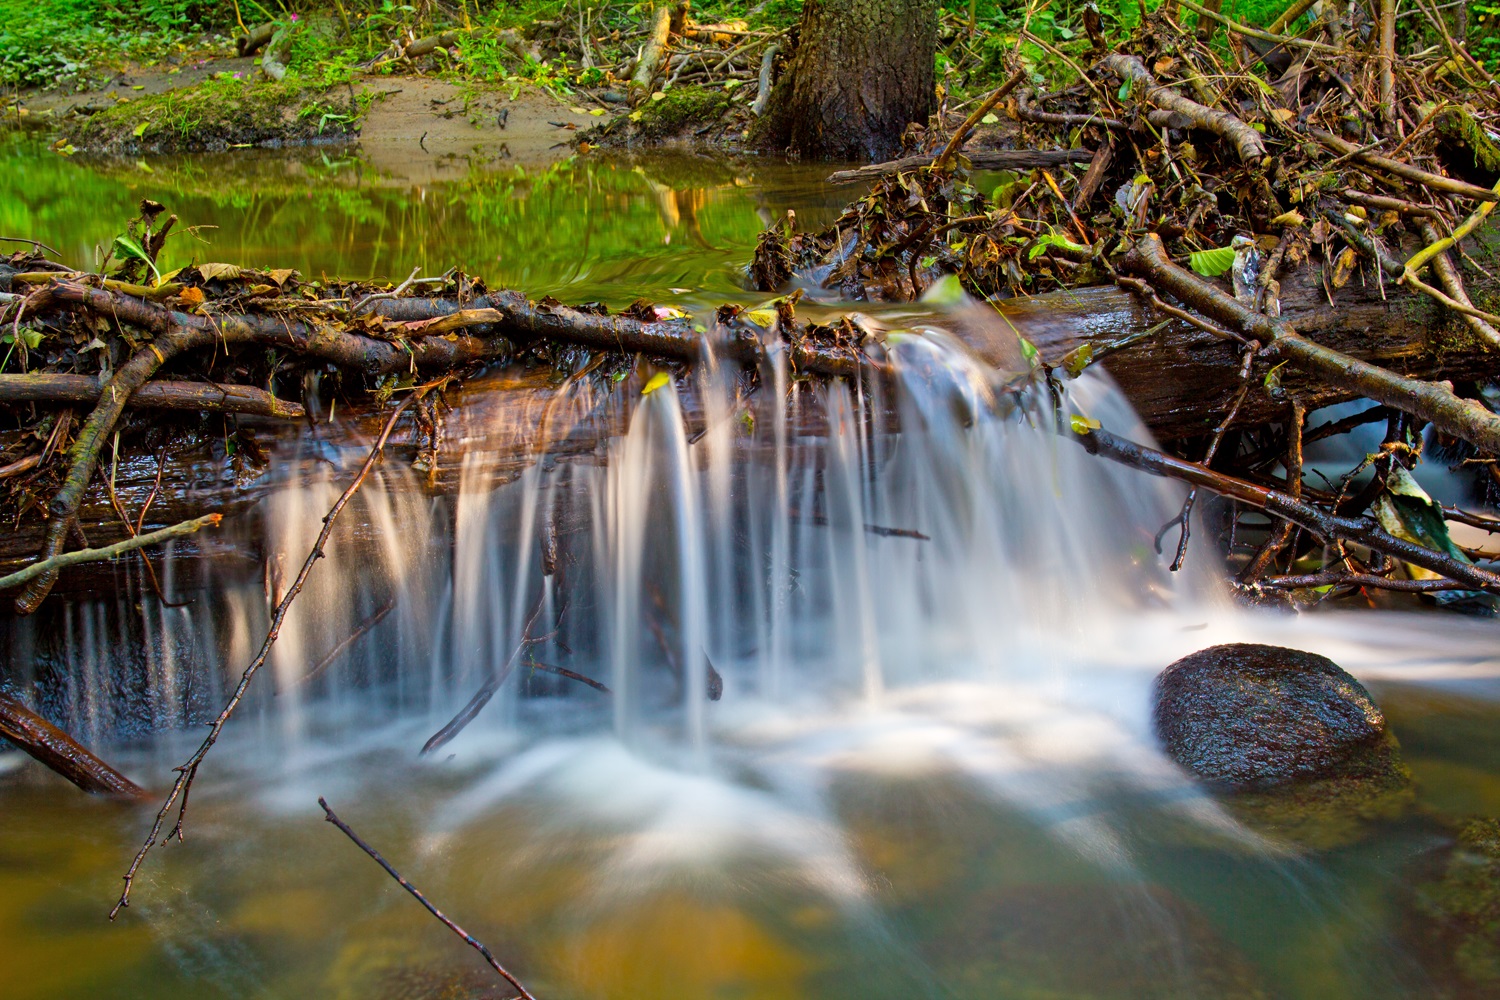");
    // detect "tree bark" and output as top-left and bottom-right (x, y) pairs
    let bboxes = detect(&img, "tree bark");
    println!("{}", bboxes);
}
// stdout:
(754, 0), (938, 161)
